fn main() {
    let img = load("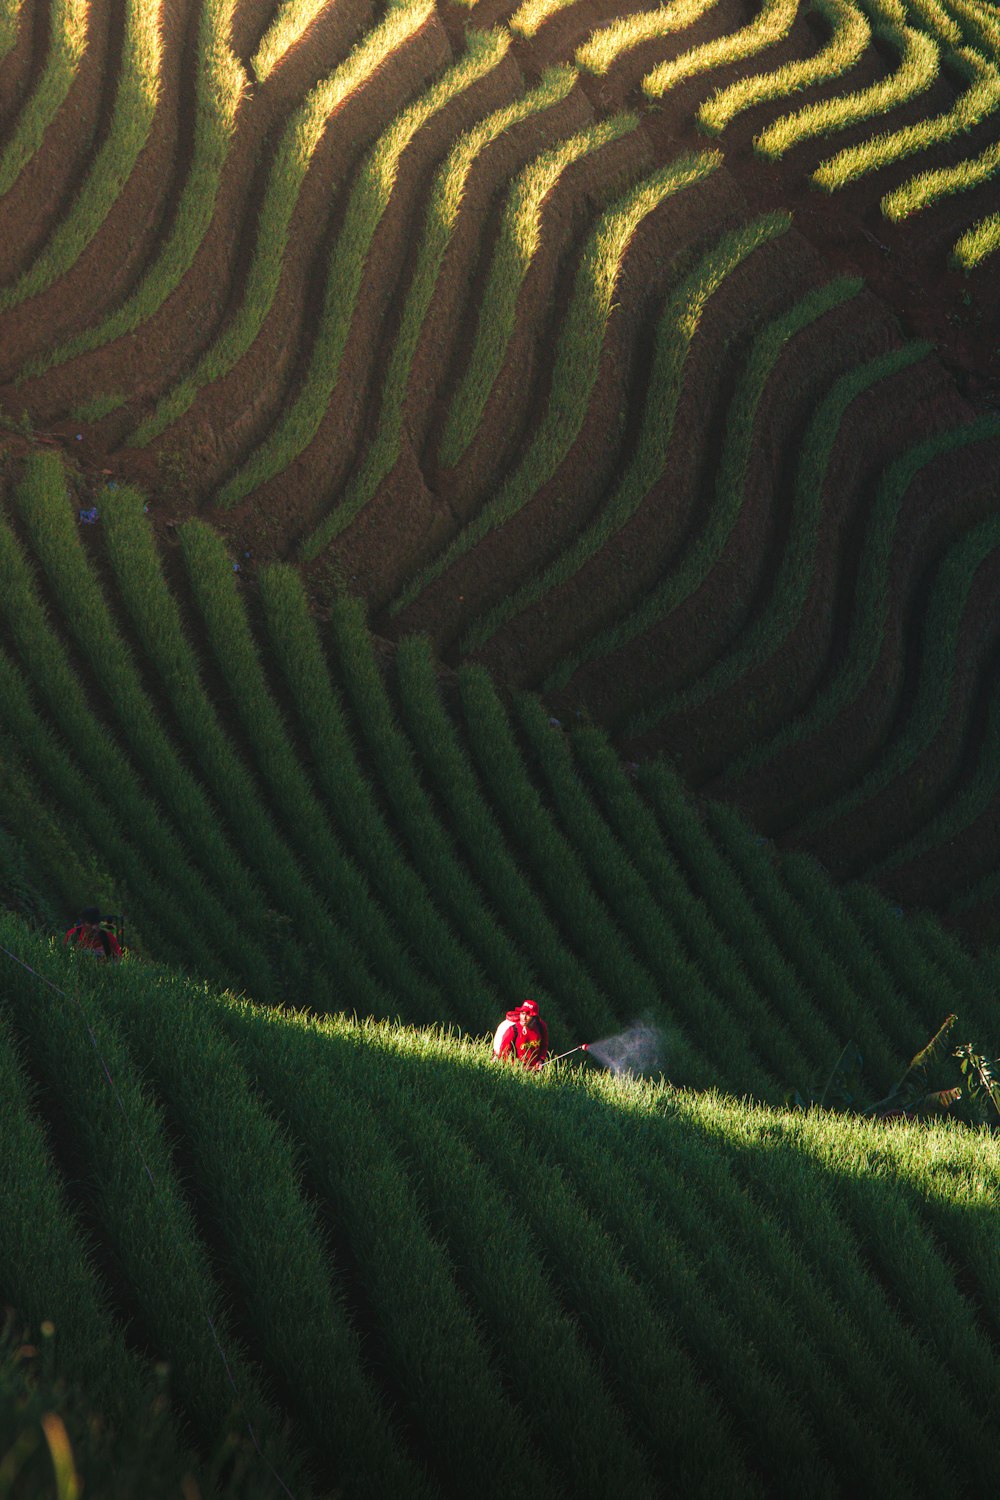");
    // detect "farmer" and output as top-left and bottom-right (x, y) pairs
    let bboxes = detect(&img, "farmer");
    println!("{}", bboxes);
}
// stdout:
(492, 998), (549, 1070)
(64, 907), (122, 961)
